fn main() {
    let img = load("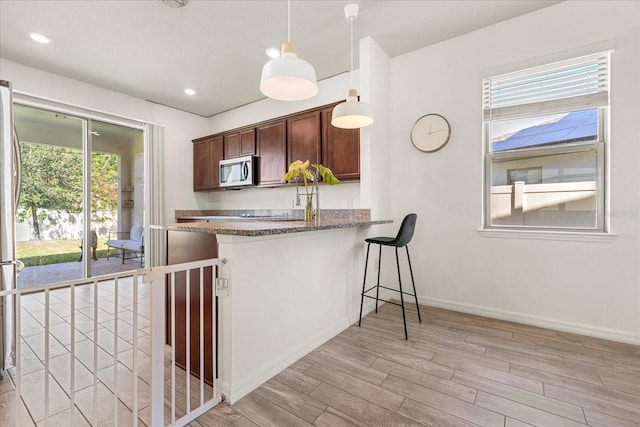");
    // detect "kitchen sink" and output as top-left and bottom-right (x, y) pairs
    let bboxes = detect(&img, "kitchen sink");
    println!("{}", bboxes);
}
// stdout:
(251, 217), (304, 222)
